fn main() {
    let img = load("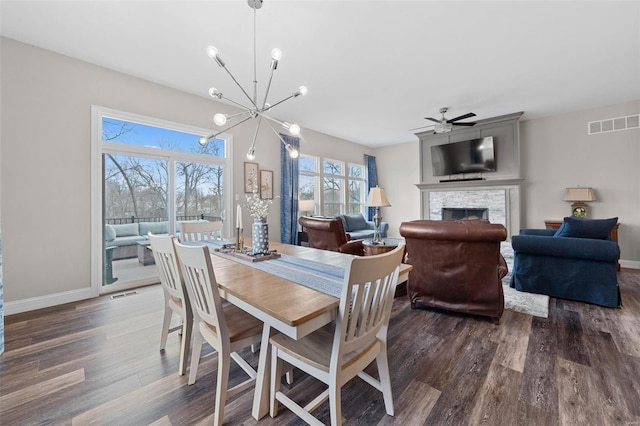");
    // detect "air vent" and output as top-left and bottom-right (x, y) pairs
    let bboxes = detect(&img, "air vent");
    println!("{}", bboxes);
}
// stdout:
(110, 290), (139, 300)
(588, 114), (640, 135)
